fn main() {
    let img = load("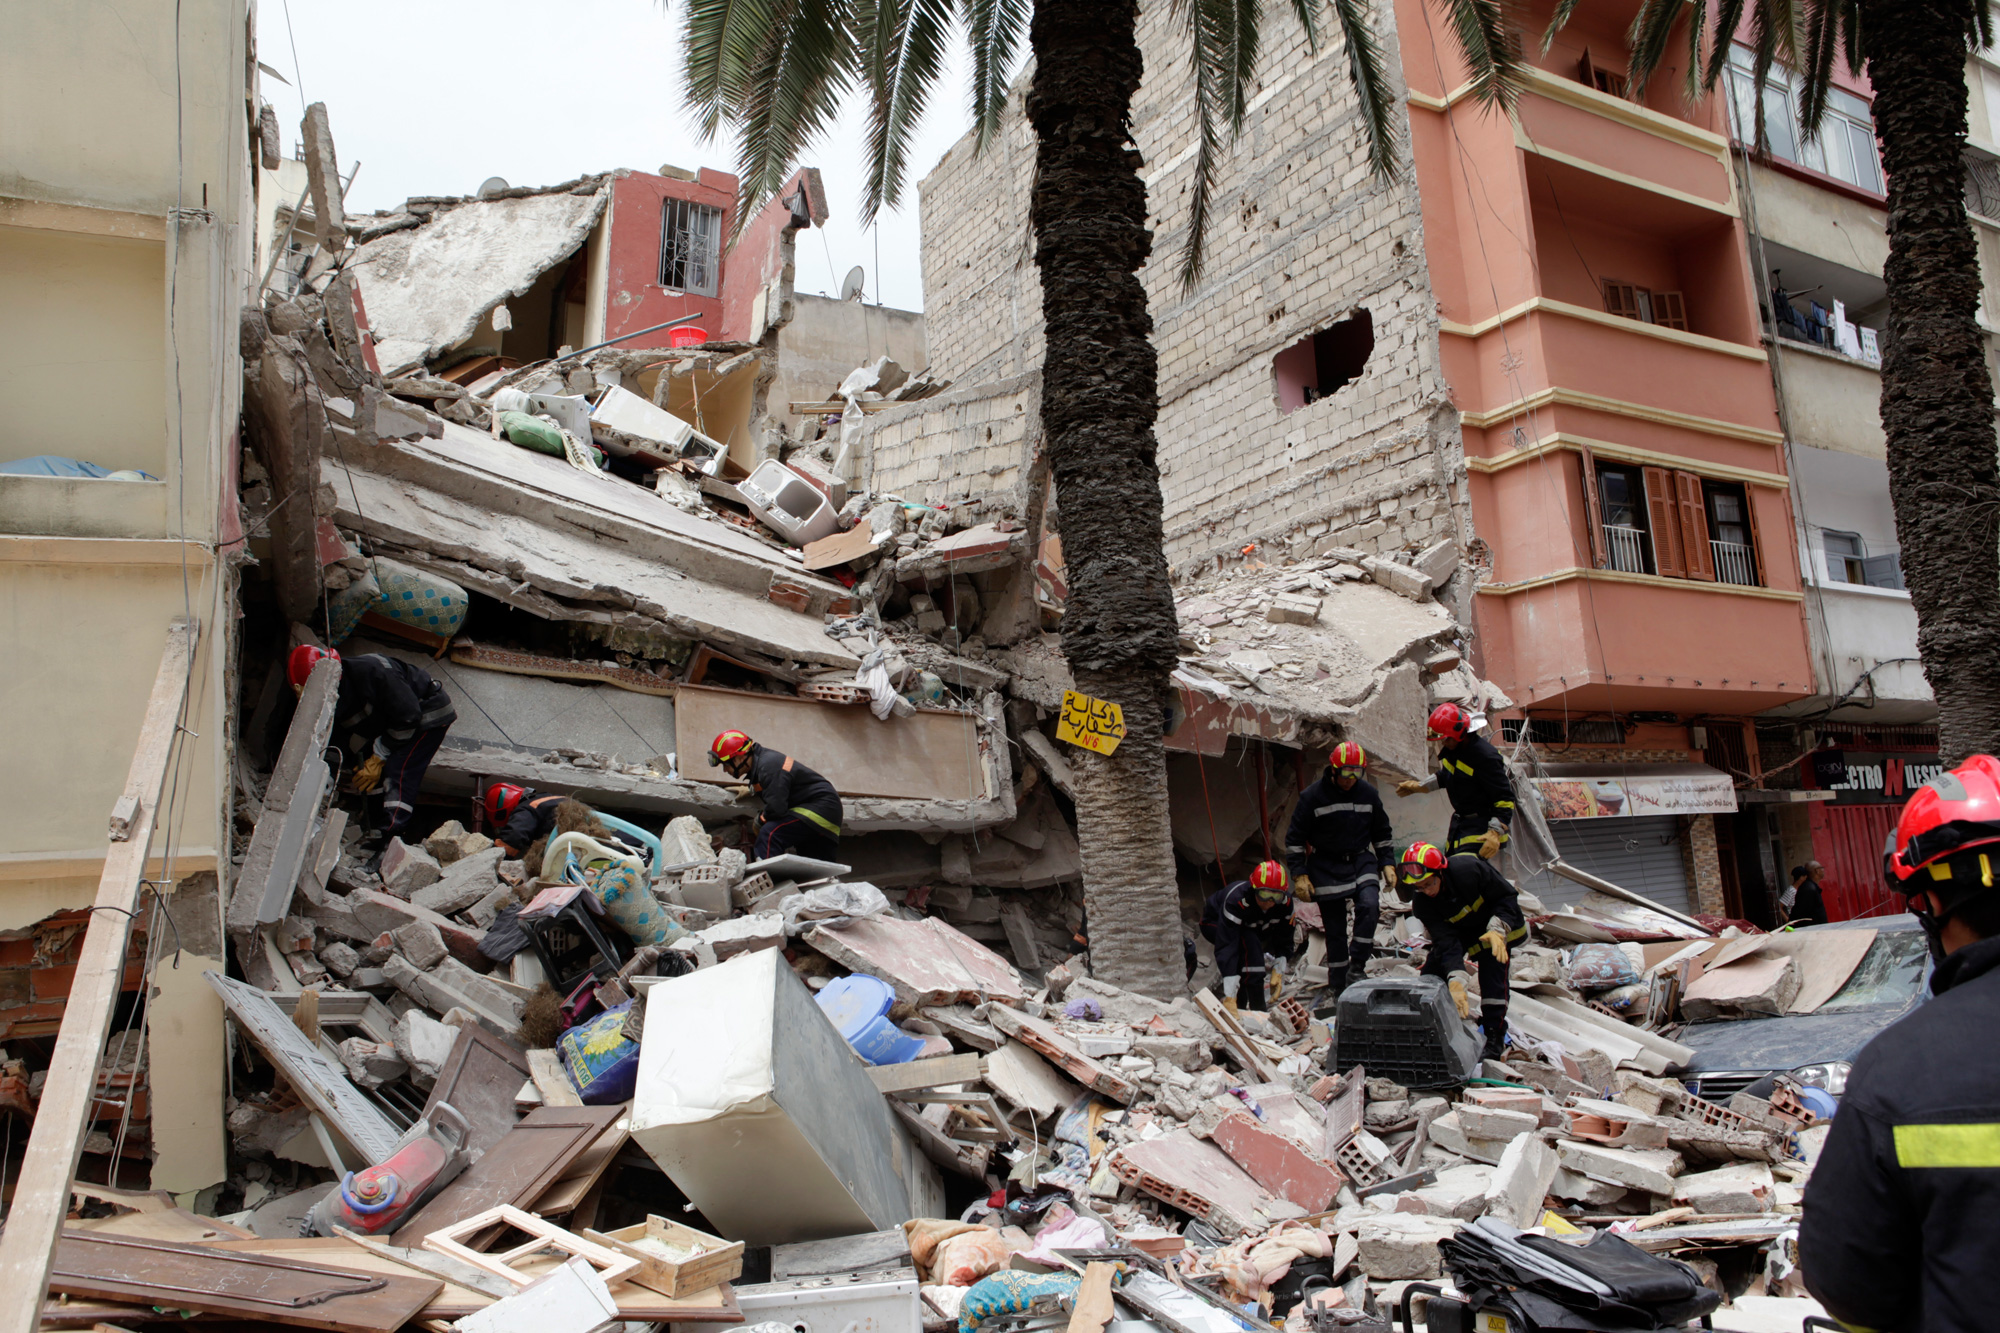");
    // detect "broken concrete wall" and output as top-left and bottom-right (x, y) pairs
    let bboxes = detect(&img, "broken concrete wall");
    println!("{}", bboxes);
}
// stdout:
(770, 293), (929, 420)
(857, 374), (1039, 514)
(345, 178), (610, 374)
(910, 5), (1471, 578)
